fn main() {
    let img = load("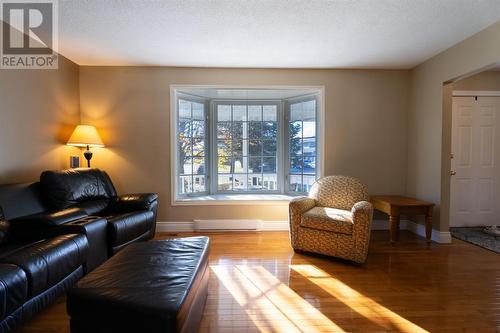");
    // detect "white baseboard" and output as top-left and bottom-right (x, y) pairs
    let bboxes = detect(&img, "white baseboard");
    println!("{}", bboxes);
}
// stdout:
(156, 219), (452, 243)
